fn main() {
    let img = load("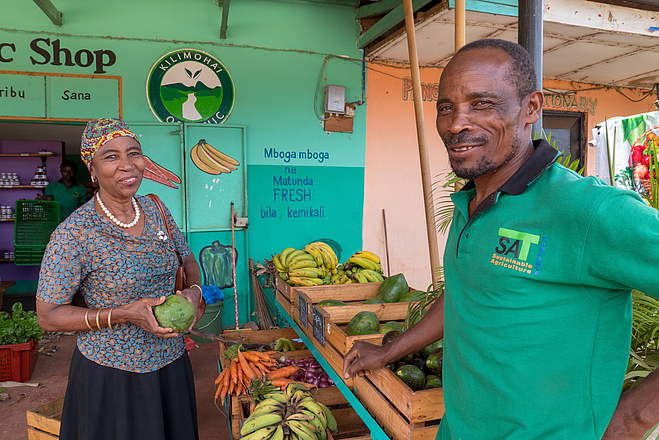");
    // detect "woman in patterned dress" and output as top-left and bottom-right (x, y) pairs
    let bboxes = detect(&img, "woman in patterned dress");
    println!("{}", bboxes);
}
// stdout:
(36, 118), (204, 440)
